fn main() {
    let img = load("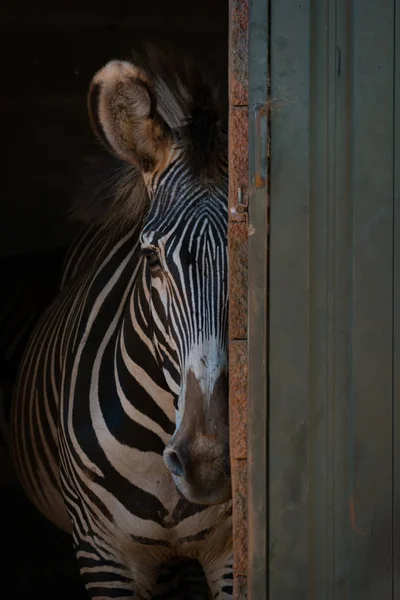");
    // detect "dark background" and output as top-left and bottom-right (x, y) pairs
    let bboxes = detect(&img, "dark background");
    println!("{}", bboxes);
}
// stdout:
(0, 0), (228, 256)
(0, 1), (228, 596)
